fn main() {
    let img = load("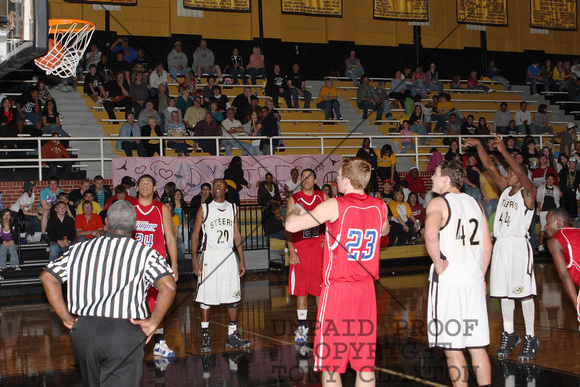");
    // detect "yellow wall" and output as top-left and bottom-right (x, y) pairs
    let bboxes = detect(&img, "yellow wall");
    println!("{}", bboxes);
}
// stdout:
(48, 0), (580, 55)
